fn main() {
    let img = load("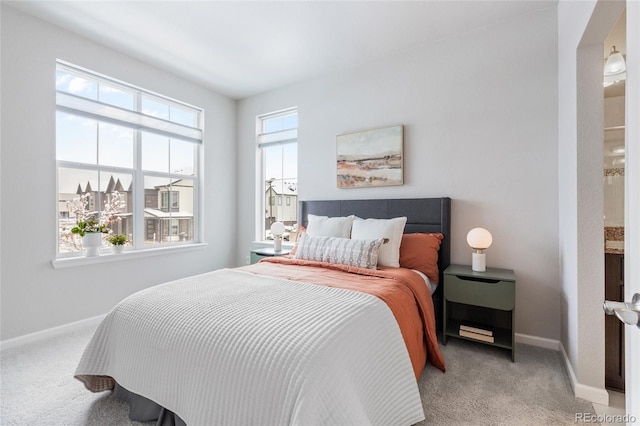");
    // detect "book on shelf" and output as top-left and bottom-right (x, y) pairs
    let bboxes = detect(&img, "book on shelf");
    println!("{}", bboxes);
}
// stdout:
(459, 324), (493, 336)
(459, 329), (495, 343)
